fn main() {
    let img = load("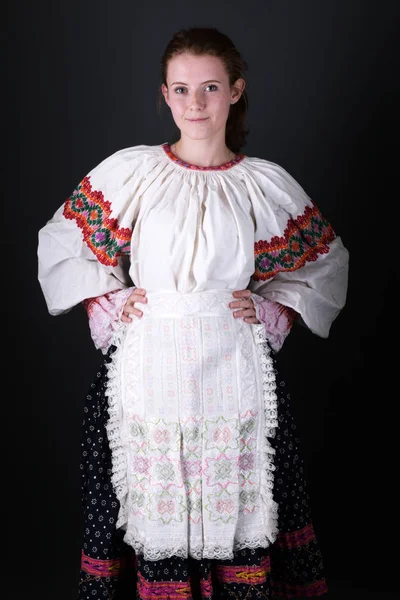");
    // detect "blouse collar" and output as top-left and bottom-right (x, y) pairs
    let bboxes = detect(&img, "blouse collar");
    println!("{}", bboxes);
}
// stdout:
(162, 143), (245, 171)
